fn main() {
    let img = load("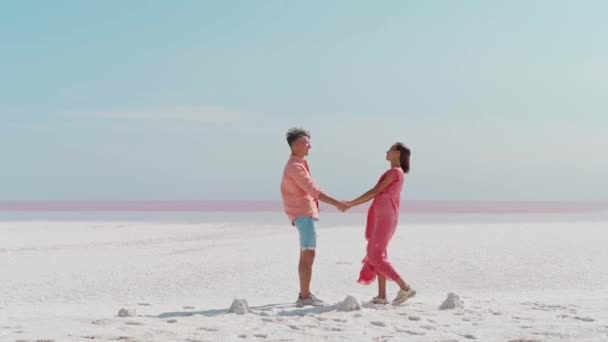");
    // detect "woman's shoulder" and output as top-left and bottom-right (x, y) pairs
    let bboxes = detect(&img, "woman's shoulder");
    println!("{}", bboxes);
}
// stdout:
(391, 167), (405, 179)
(381, 167), (403, 179)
